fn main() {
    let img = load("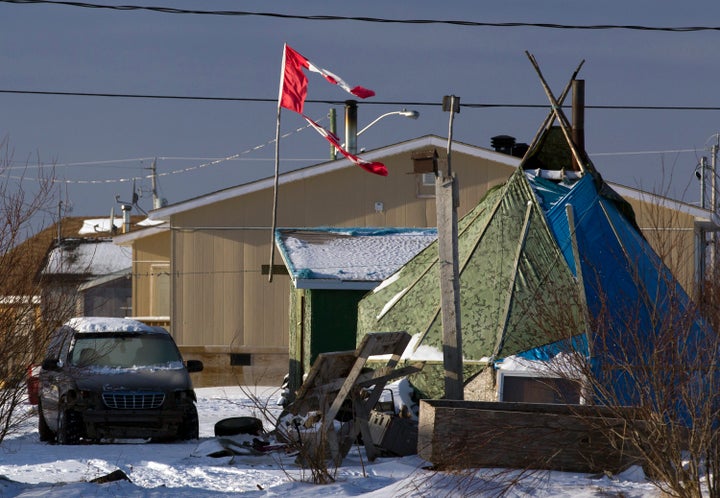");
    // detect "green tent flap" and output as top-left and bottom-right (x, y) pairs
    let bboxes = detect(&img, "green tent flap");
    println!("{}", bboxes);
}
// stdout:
(356, 170), (586, 394)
